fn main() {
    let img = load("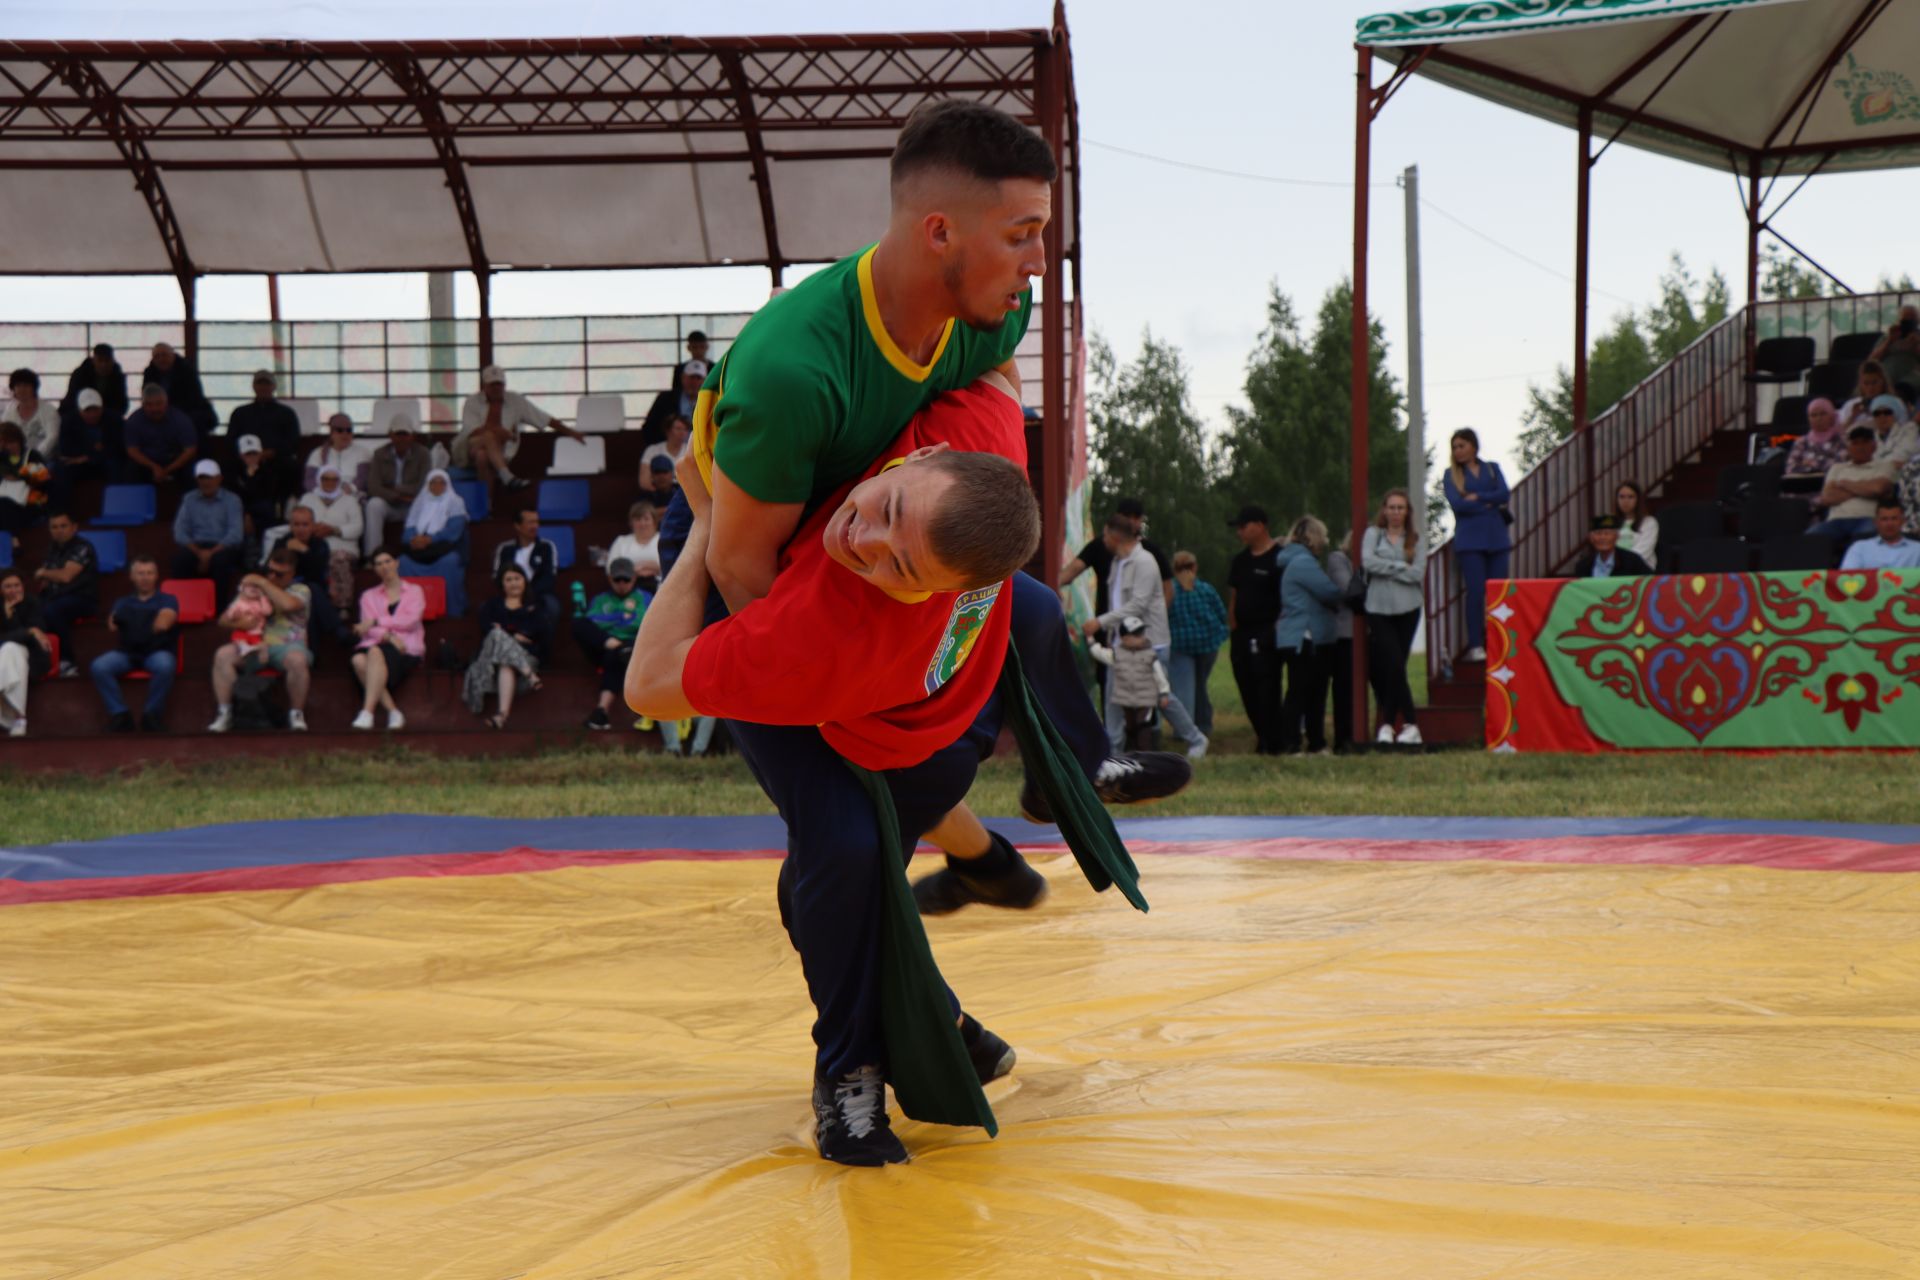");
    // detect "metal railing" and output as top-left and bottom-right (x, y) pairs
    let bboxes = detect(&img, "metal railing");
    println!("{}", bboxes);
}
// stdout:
(1422, 306), (1748, 682)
